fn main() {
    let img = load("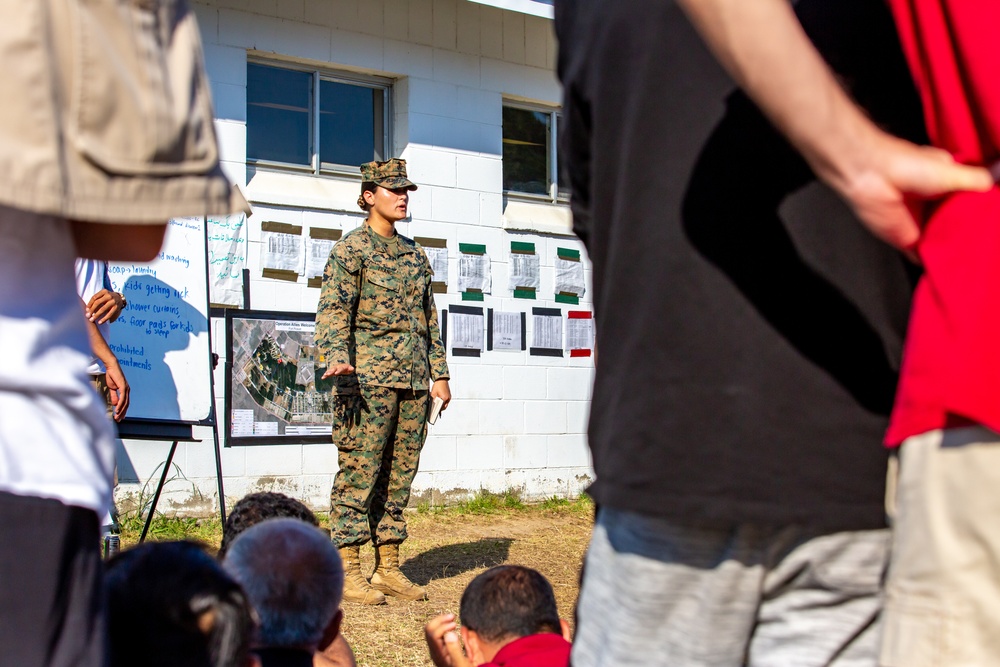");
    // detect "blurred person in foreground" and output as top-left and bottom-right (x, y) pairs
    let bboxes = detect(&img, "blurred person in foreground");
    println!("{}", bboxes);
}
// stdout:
(219, 492), (357, 667)
(555, 0), (992, 665)
(105, 540), (258, 667)
(0, 1), (247, 664)
(224, 518), (346, 667)
(424, 565), (571, 667)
